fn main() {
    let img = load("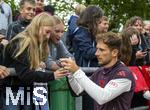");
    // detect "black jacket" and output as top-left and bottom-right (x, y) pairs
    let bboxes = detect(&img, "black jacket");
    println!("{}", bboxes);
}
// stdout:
(2, 38), (55, 86)
(73, 26), (98, 67)
(0, 44), (4, 65)
(136, 34), (150, 65)
(6, 18), (30, 40)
